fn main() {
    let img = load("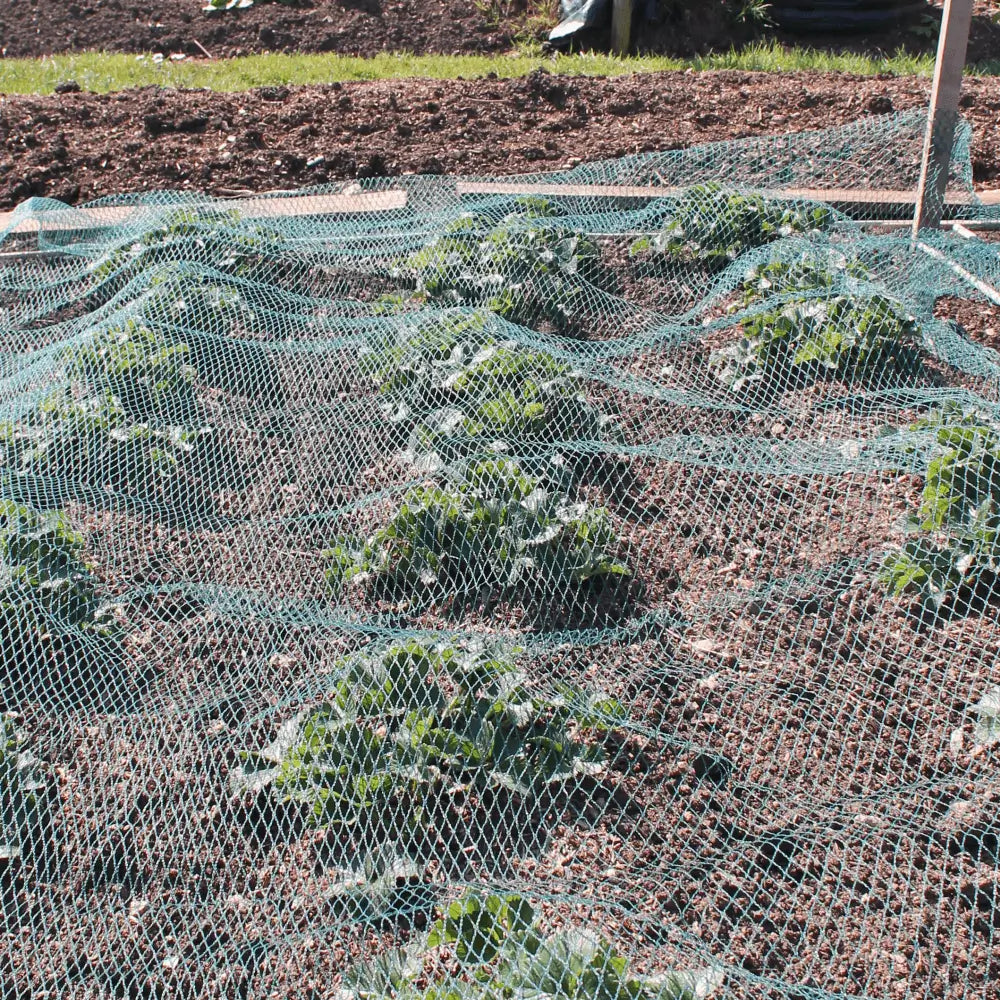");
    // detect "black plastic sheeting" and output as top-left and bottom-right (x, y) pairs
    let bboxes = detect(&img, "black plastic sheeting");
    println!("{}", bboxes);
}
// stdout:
(770, 0), (928, 32)
(548, 0), (658, 43)
(549, 0), (608, 41)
